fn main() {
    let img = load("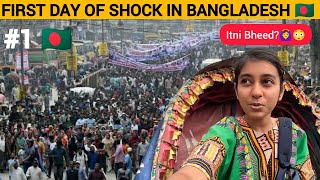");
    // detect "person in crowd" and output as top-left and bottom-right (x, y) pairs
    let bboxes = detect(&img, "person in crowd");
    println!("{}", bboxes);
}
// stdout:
(102, 132), (114, 172)
(66, 161), (79, 180)
(16, 133), (27, 155)
(0, 91), (6, 116)
(0, 132), (5, 173)
(68, 137), (78, 161)
(124, 147), (133, 180)
(87, 145), (98, 173)
(46, 135), (56, 178)
(73, 148), (88, 172)
(97, 145), (107, 173)
(128, 130), (140, 172)
(85, 140), (97, 153)
(60, 130), (69, 149)
(26, 160), (42, 180)
(88, 163), (106, 180)
(7, 154), (18, 180)
(75, 161), (88, 180)
(22, 140), (35, 173)
(117, 162), (131, 180)
(137, 137), (149, 166)
(44, 92), (50, 112)
(51, 140), (69, 180)
(33, 137), (44, 171)
(109, 139), (125, 178)
(10, 160), (27, 180)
